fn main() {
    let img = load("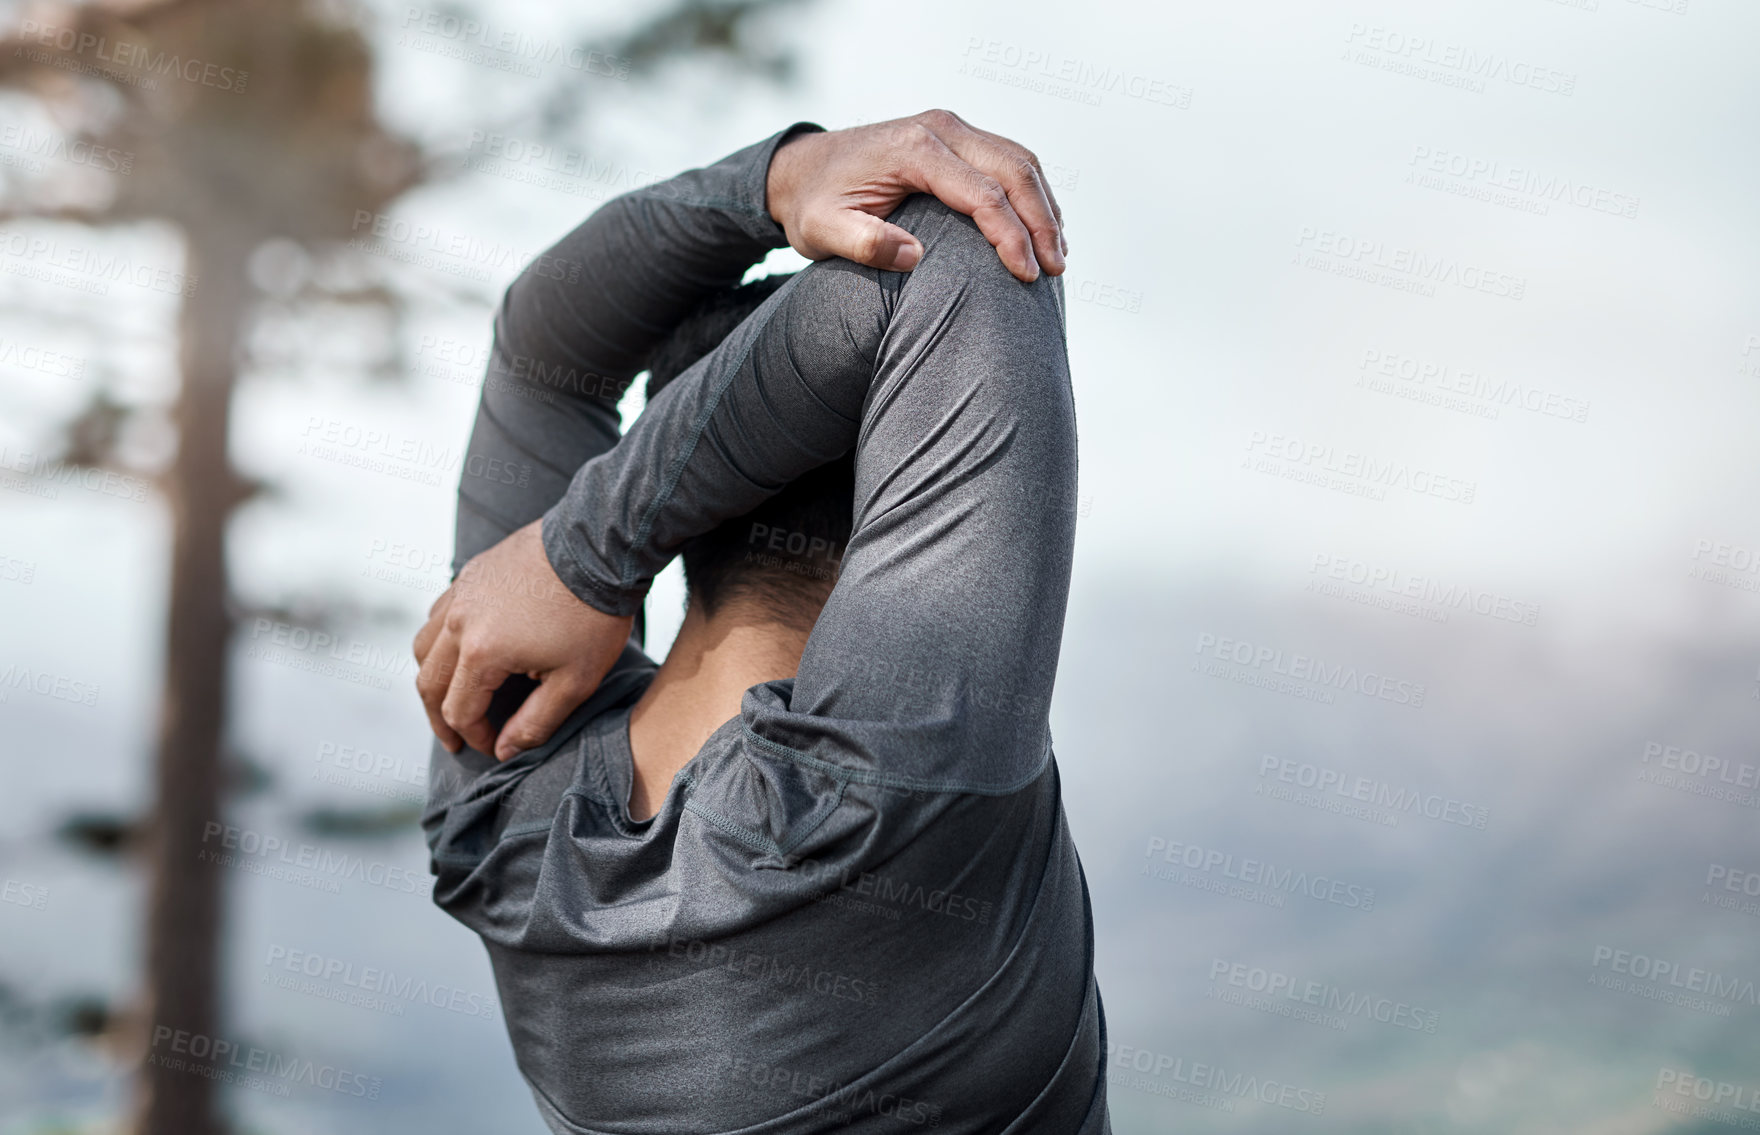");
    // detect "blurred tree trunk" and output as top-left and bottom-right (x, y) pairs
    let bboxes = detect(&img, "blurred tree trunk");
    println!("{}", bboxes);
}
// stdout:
(0, 3), (803, 1132)
(134, 224), (251, 1135)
